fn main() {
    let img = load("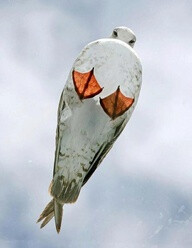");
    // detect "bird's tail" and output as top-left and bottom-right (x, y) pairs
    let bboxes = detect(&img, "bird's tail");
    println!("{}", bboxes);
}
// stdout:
(37, 199), (63, 233)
